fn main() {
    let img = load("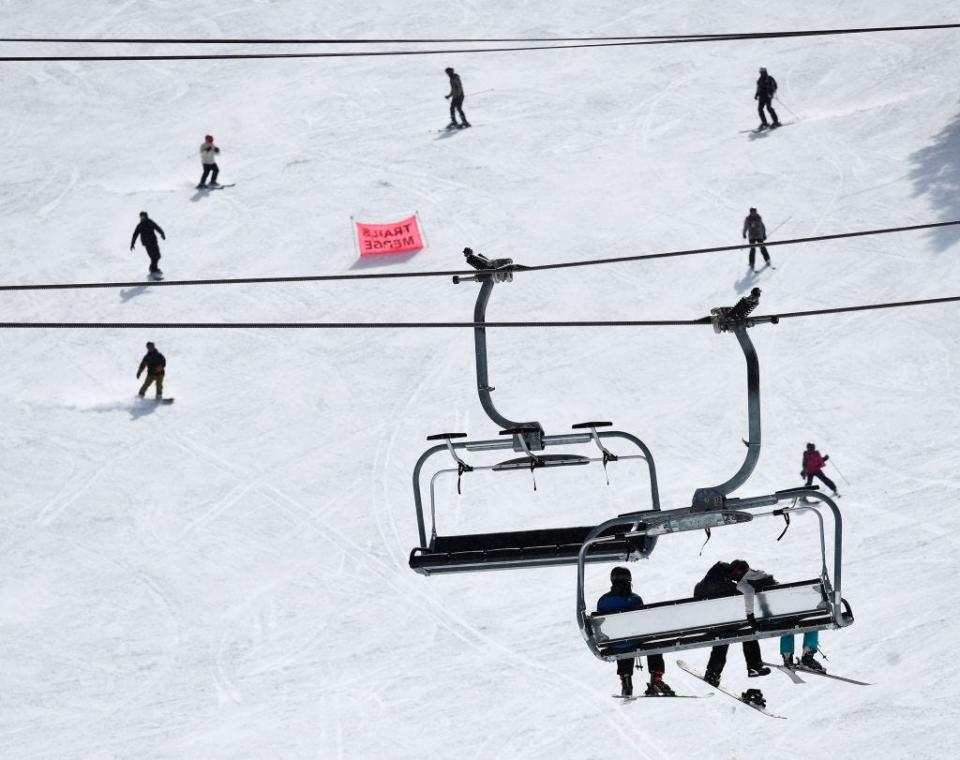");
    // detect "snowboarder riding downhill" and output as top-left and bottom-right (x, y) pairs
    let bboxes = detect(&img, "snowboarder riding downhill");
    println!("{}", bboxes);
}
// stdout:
(444, 68), (470, 129)
(137, 342), (166, 399)
(197, 135), (221, 189)
(801, 442), (839, 496)
(755, 67), (780, 130)
(597, 567), (674, 697)
(695, 560), (772, 686)
(130, 211), (166, 279)
(742, 208), (772, 270)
